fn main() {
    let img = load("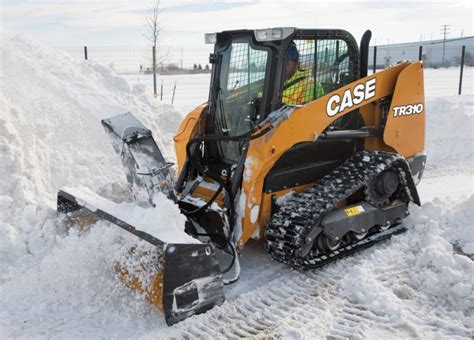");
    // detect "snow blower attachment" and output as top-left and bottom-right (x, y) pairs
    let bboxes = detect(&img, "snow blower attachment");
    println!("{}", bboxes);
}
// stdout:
(101, 112), (176, 206)
(57, 113), (225, 326)
(58, 27), (428, 326)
